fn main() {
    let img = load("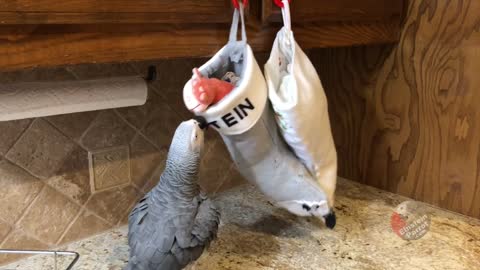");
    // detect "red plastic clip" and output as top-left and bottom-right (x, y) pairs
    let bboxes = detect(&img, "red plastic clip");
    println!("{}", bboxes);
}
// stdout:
(274, 0), (291, 8)
(232, 0), (248, 9)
